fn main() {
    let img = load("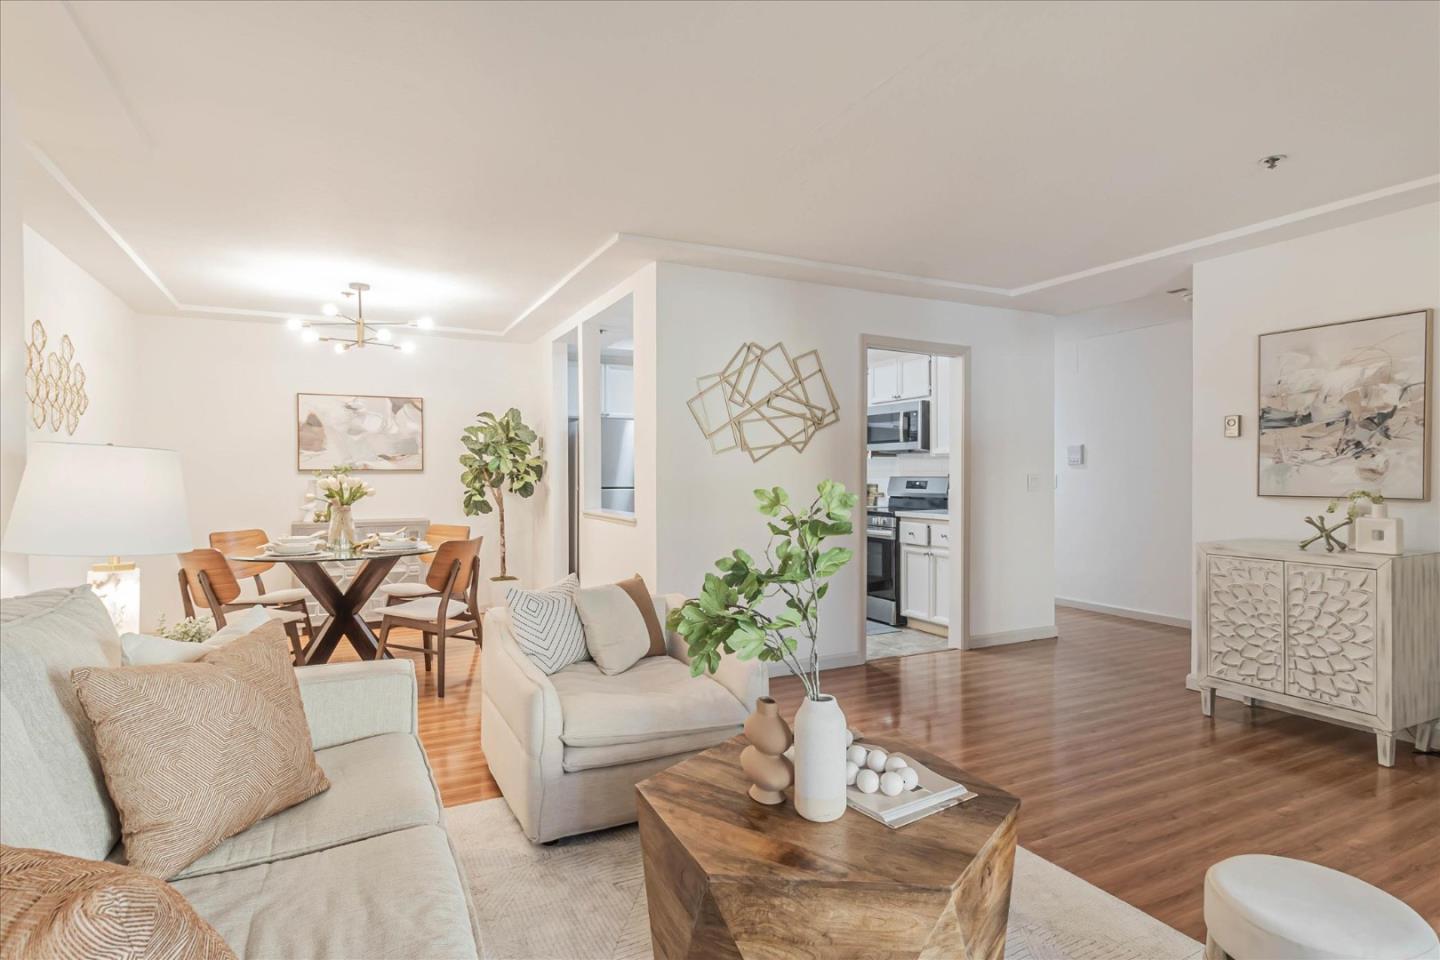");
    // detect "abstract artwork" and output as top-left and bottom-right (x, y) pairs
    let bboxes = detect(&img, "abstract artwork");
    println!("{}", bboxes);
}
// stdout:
(1258, 310), (1431, 499)
(687, 342), (838, 461)
(24, 319), (89, 434)
(297, 393), (424, 471)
